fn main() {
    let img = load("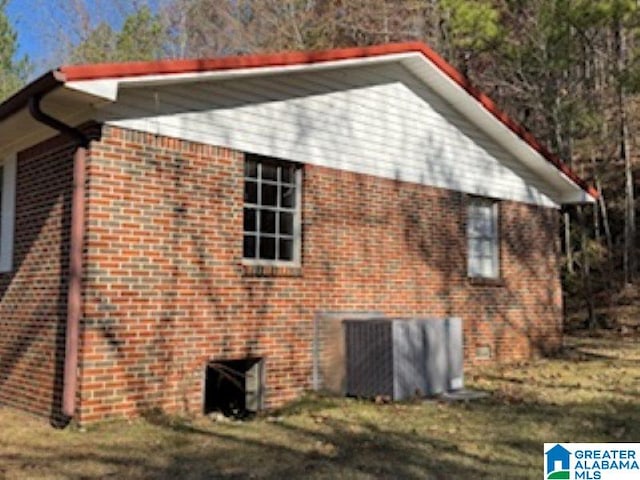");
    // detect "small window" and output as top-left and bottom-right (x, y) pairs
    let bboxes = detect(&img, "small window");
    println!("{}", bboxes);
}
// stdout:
(467, 198), (499, 279)
(243, 155), (301, 264)
(0, 154), (16, 273)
